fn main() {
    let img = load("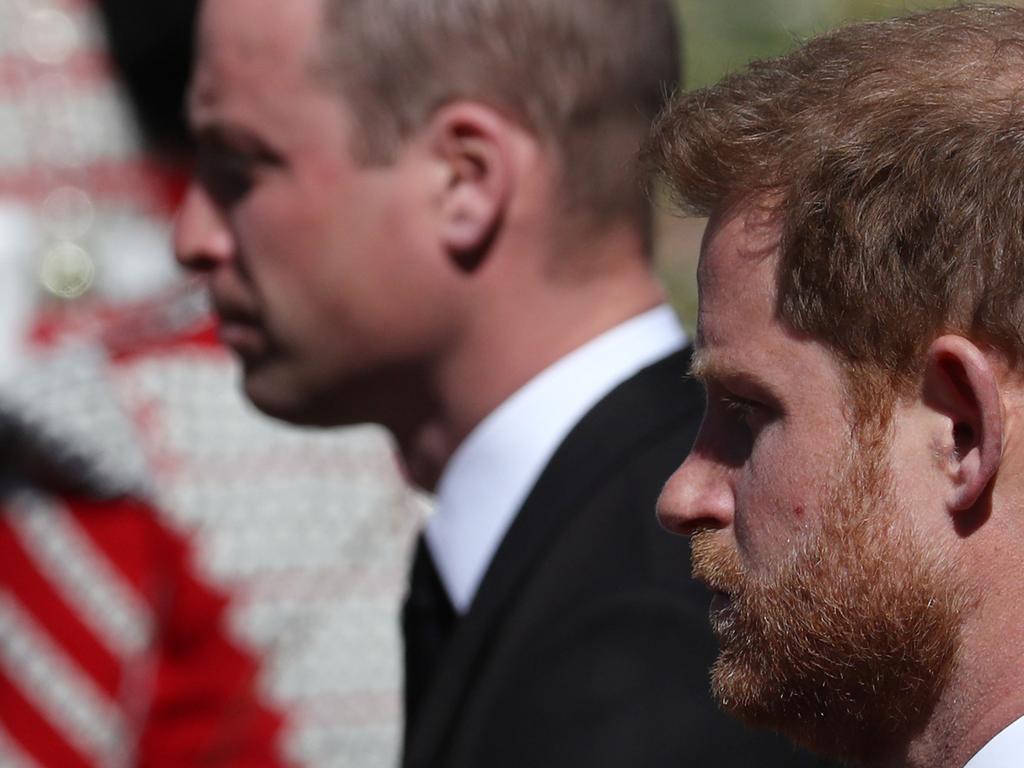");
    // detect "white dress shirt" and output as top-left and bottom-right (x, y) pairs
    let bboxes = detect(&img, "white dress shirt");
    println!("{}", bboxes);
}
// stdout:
(964, 714), (1024, 768)
(425, 305), (688, 614)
